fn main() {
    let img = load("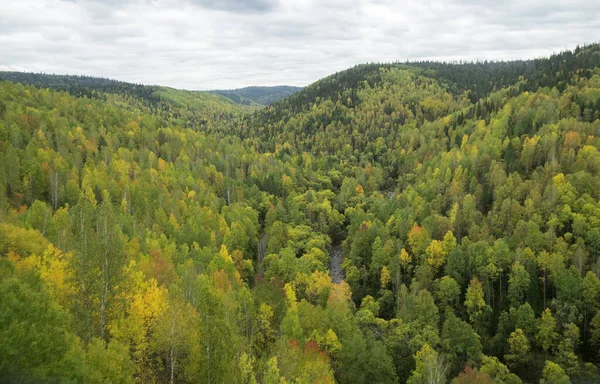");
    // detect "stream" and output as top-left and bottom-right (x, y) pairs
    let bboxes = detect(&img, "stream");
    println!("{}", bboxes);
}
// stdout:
(257, 233), (268, 273)
(330, 244), (345, 284)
